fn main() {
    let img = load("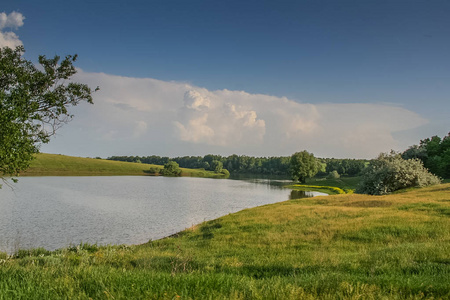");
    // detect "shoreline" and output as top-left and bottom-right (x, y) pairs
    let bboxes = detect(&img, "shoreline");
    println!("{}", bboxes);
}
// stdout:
(1, 183), (448, 298)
